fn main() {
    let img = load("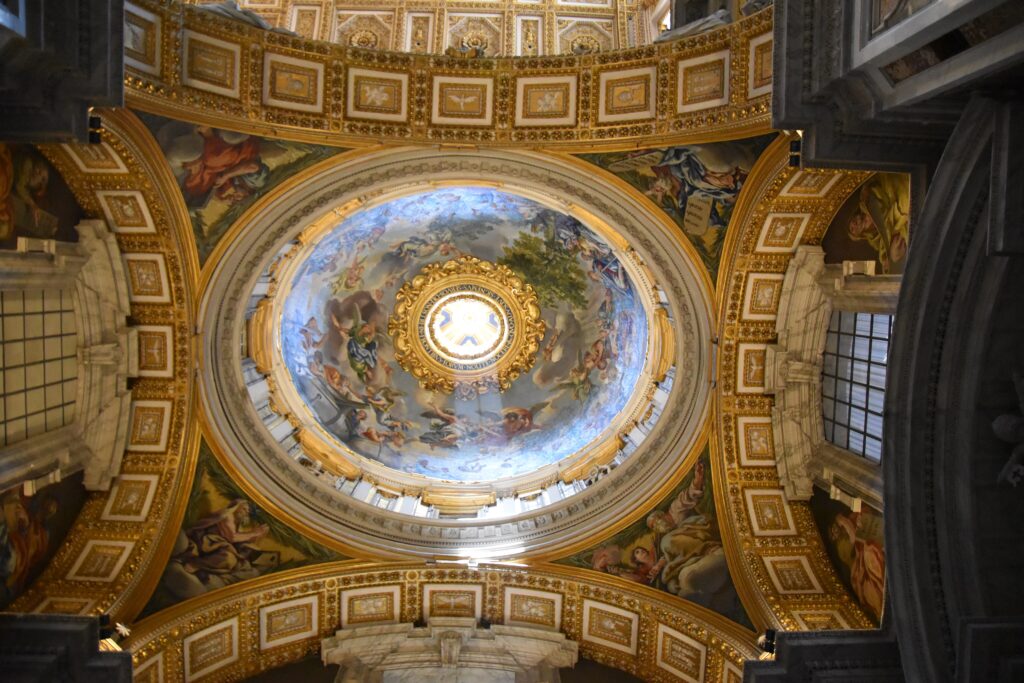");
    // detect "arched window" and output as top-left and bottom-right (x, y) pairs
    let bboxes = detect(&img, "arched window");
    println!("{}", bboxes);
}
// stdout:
(821, 311), (893, 462)
(1, 289), (77, 447)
